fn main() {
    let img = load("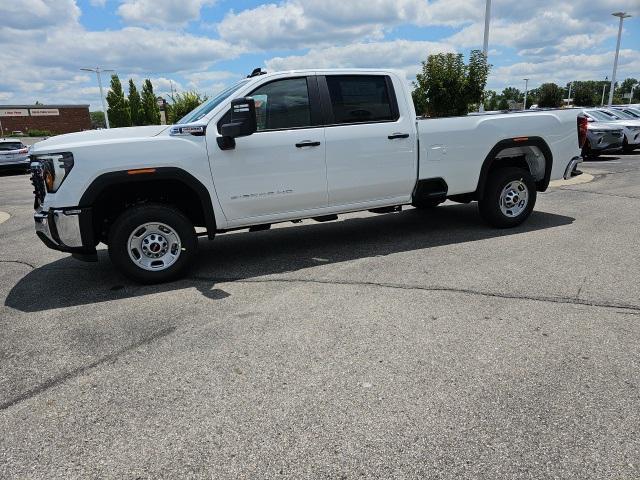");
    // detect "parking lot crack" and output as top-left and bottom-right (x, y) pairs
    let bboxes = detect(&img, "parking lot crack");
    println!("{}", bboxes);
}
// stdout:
(558, 188), (640, 200)
(193, 276), (640, 313)
(0, 259), (35, 270)
(0, 326), (176, 412)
